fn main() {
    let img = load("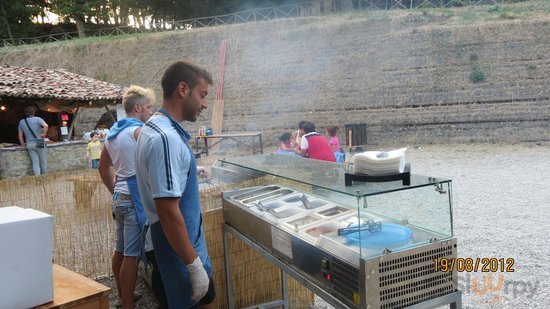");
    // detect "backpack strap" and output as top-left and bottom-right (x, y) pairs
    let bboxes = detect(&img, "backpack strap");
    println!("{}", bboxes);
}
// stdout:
(24, 118), (39, 139)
